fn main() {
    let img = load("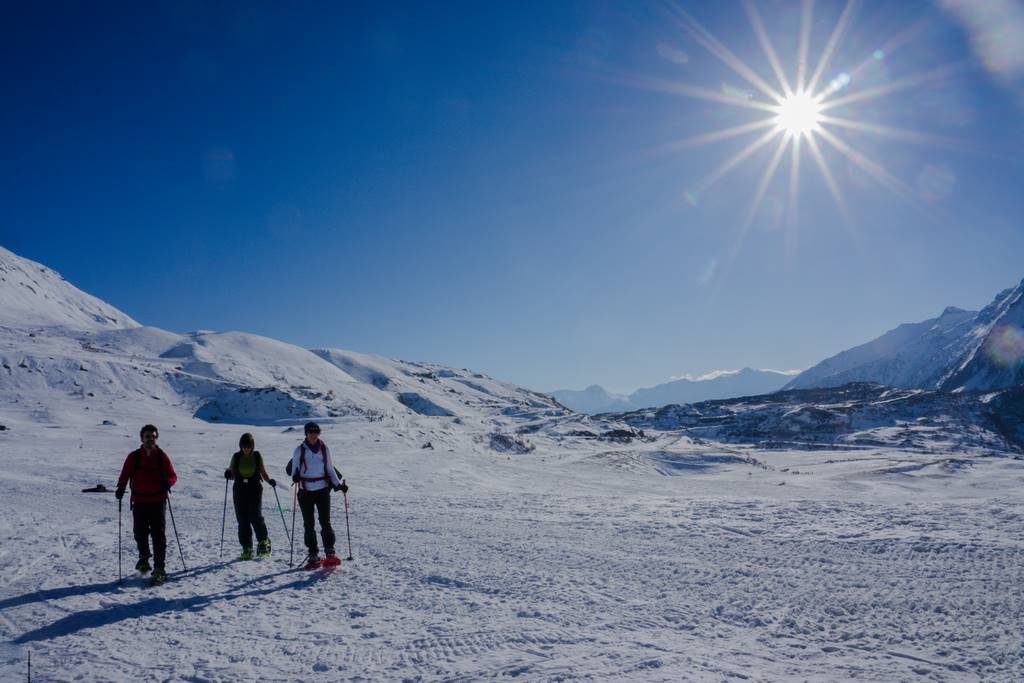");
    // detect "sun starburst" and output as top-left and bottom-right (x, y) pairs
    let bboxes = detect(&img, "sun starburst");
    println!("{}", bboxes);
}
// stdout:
(628, 0), (965, 263)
